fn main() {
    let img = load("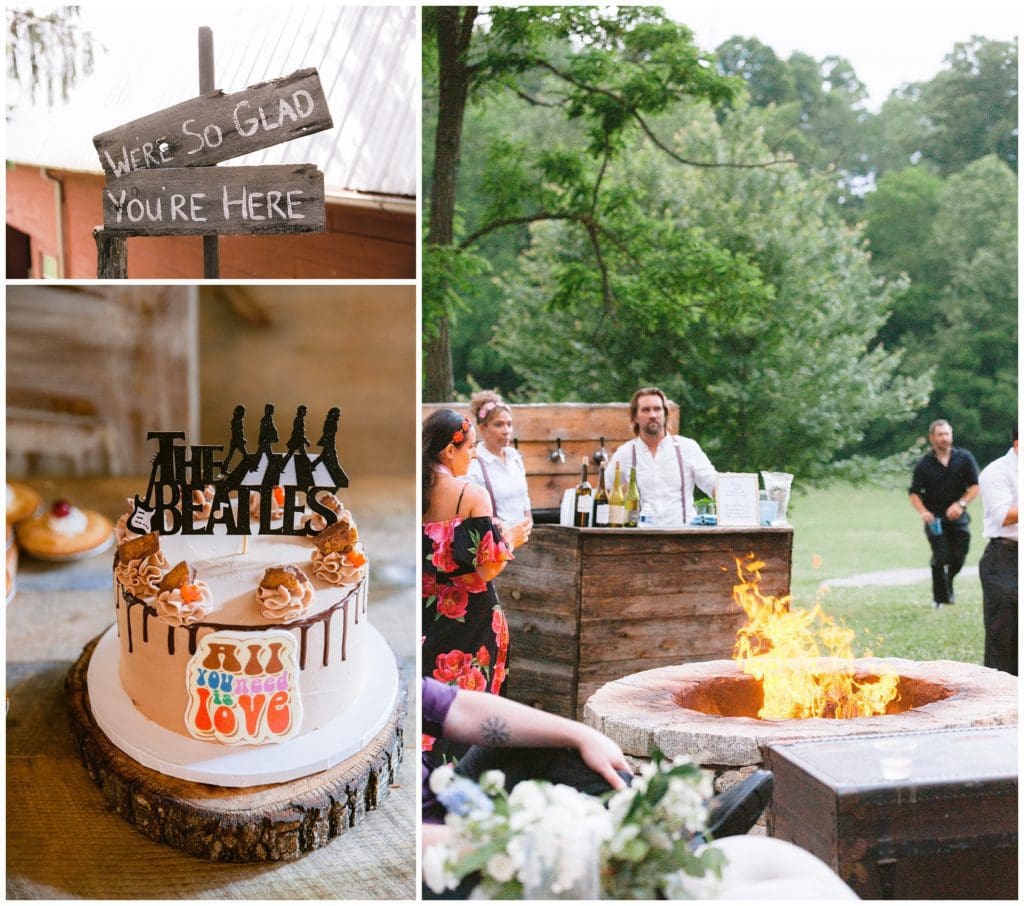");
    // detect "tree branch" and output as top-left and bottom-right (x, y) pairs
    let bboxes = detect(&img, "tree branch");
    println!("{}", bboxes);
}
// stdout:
(531, 57), (797, 170)
(458, 212), (578, 248)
